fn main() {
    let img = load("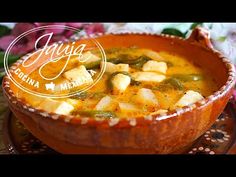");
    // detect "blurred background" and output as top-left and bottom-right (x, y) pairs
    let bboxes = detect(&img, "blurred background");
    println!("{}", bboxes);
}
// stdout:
(0, 23), (236, 63)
